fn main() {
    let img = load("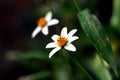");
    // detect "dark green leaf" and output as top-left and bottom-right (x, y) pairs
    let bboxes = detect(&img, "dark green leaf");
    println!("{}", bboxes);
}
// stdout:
(18, 71), (51, 80)
(77, 9), (116, 71)
(7, 51), (68, 66)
